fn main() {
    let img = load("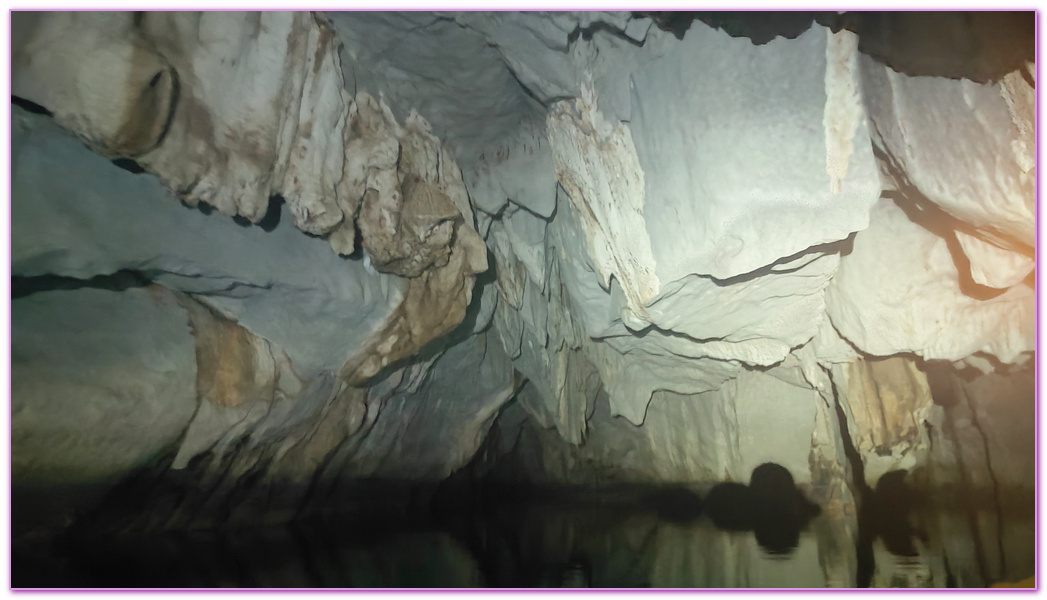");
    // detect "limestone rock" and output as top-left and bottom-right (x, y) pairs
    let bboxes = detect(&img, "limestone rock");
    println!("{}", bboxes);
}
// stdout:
(181, 297), (278, 409)
(12, 286), (197, 531)
(824, 198), (1034, 364)
(485, 367), (831, 489)
(547, 89), (661, 327)
(7, 14), (1036, 568)
(12, 14), (490, 372)
(342, 331), (515, 480)
(920, 362), (1036, 586)
(861, 52), (1034, 266)
(353, 99), (487, 280)
(12, 106), (405, 379)
(342, 231), (487, 385)
(629, 25), (881, 283)
(11, 12), (178, 158)
(832, 356), (936, 486)
(13, 12), (354, 237)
